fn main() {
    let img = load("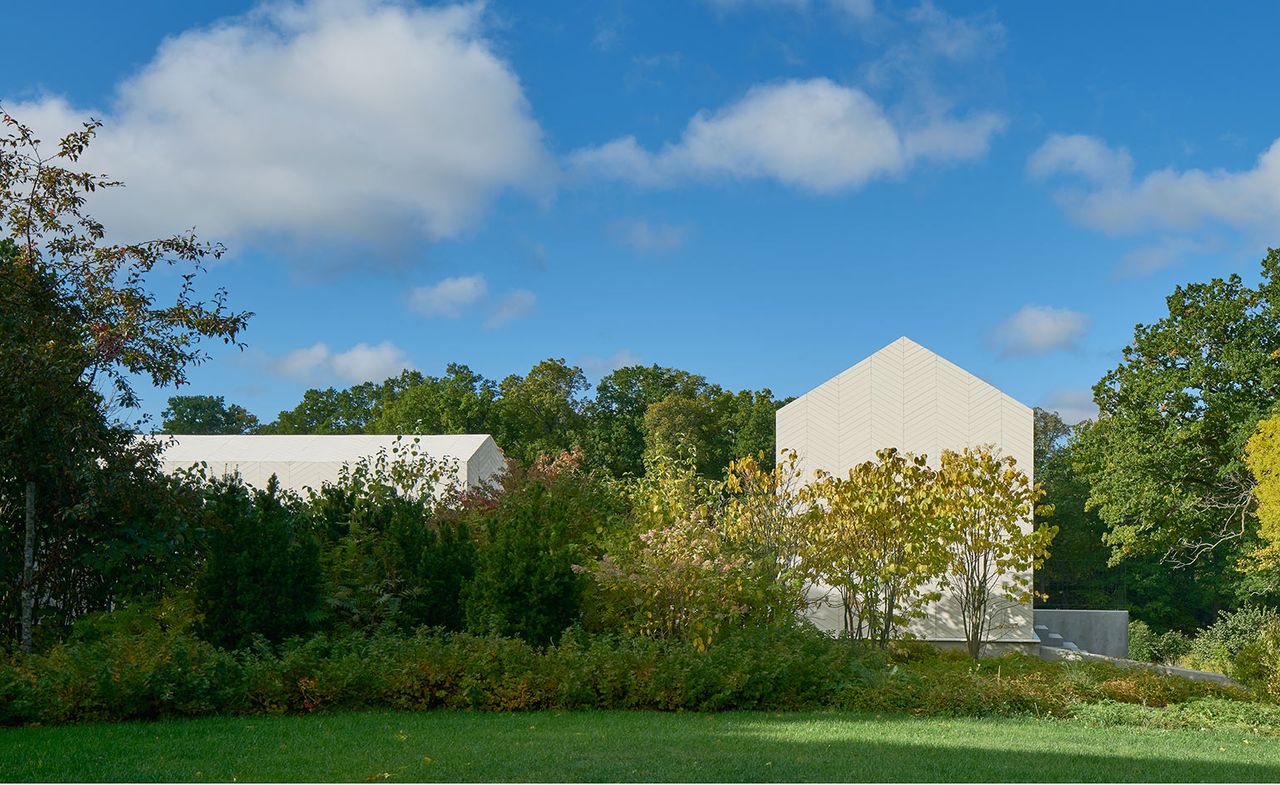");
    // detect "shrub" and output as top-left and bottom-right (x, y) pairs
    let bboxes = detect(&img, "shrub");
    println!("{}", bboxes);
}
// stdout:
(1181, 605), (1278, 675)
(0, 598), (242, 724)
(1234, 619), (1280, 699)
(0, 610), (1255, 727)
(195, 479), (323, 649)
(585, 451), (785, 648)
(315, 487), (475, 633)
(1127, 620), (1191, 664)
(464, 452), (619, 644)
(305, 438), (475, 633)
